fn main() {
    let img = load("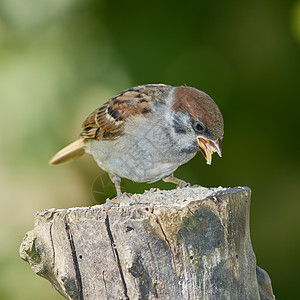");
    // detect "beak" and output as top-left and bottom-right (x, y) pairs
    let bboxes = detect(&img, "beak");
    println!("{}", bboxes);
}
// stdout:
(197, 137), (222, 165)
